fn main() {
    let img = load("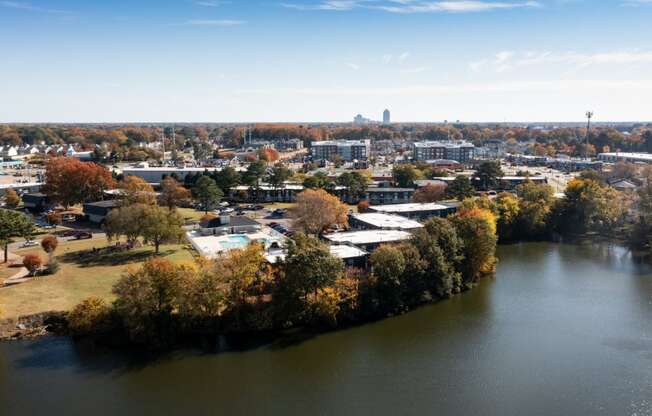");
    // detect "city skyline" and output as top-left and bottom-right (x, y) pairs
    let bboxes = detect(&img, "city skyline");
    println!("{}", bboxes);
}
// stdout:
(2, 0), (652, 123)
